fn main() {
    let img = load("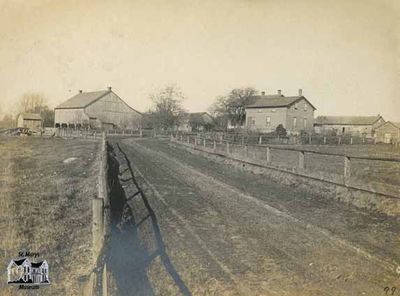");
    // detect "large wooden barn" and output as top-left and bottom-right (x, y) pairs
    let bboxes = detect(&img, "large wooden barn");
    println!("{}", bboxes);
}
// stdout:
(54, 87), (142, 130)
